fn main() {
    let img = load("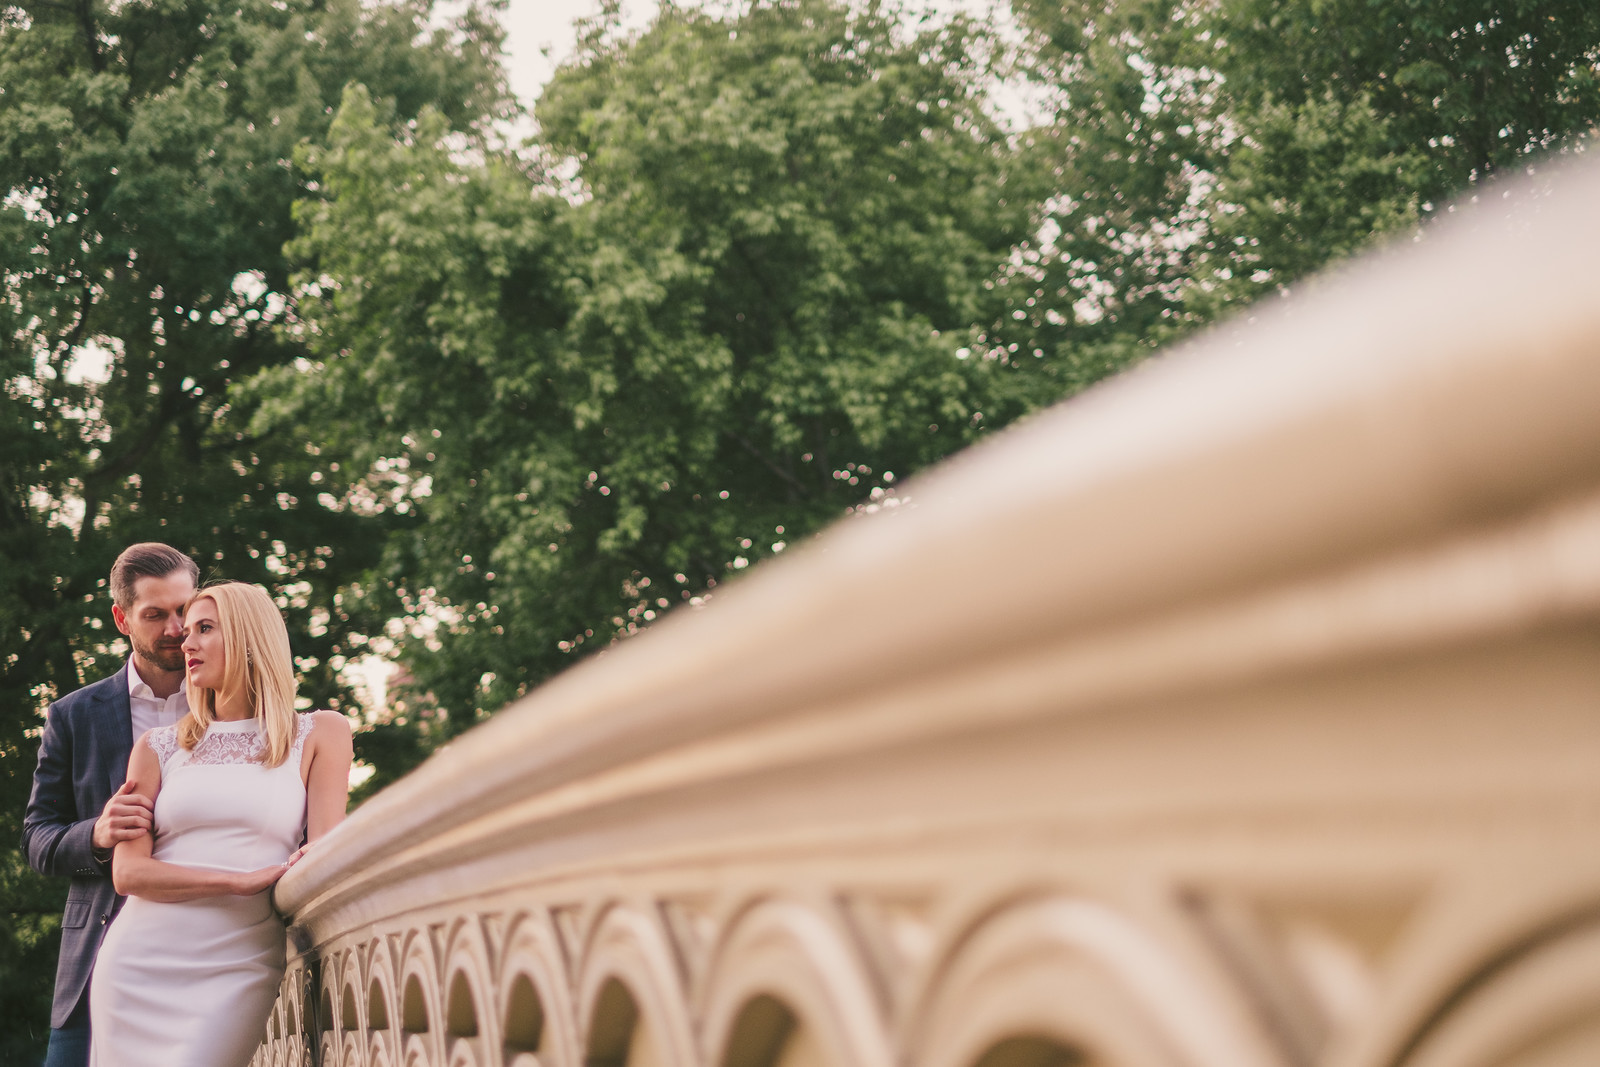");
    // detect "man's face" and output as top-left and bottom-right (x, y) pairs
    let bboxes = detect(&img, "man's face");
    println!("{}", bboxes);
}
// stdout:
(112, 572), (197, 676)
